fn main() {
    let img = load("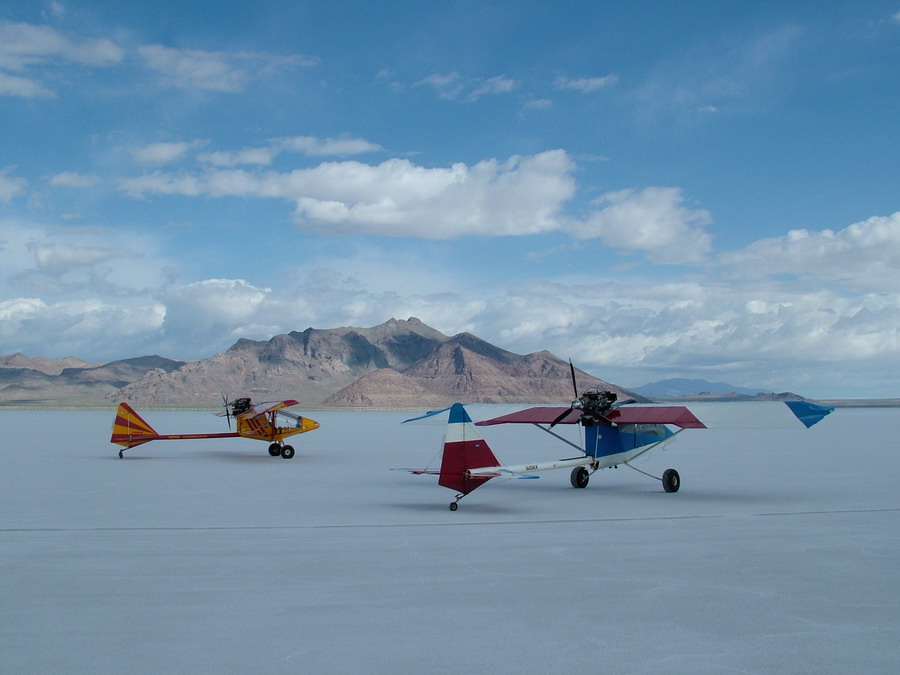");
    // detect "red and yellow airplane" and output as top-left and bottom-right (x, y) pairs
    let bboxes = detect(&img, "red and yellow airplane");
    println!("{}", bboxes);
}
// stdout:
(111, 397), (319, 459)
